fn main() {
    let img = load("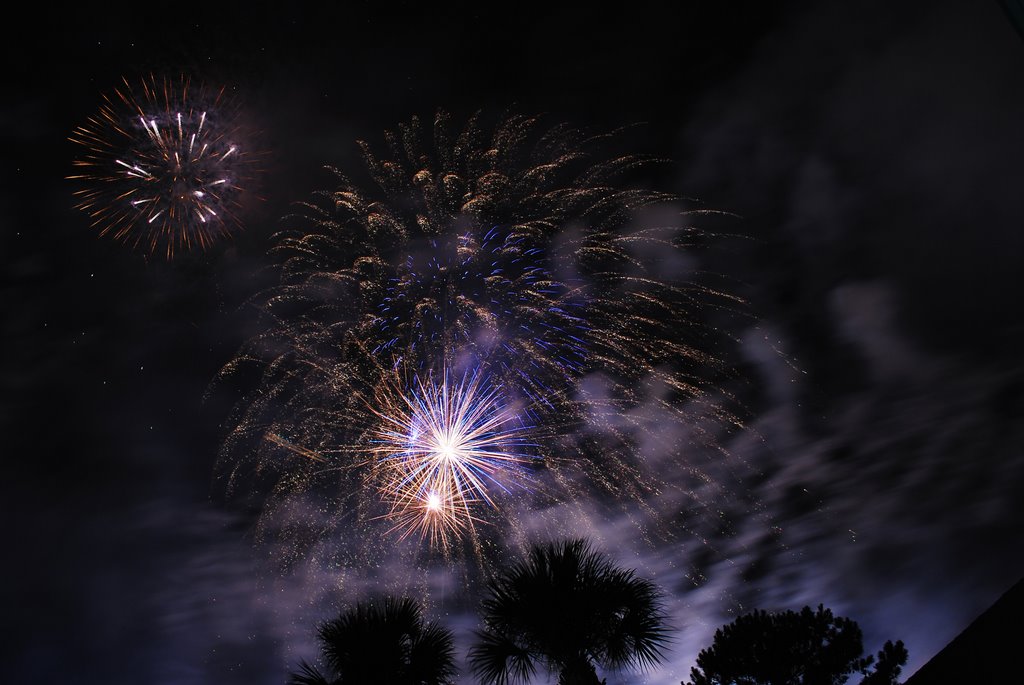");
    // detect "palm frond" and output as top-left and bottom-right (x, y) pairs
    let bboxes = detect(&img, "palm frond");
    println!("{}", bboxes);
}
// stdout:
(288, 660), (332, 685)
